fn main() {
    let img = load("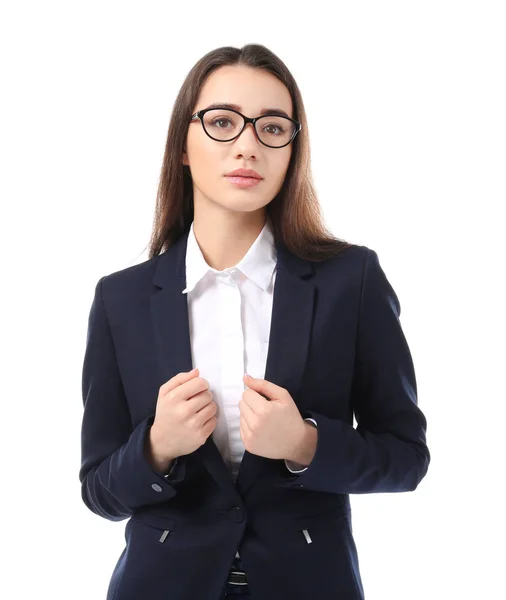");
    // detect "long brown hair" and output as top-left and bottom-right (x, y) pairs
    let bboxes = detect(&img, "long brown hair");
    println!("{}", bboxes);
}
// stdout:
(144, 44), (355, 262)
